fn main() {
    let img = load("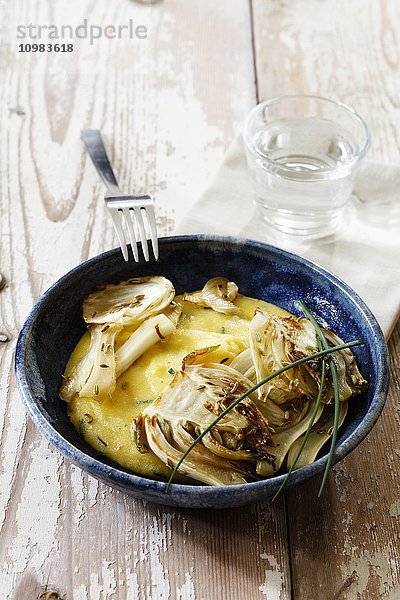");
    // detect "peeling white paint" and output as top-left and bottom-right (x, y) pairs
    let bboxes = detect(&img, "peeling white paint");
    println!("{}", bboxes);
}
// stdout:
(101, 560), (117, 598)
(340, 545), (400, 599)
(176, 572), (196, 600)
(70, 466), (85, 528)
(147, 515), (171, 600)
(259, 554), (284, 600)
(1, 439), (61, 585)
(0, 382), (28, 532)
(74, 582), (89, 600)
(87, 475), (99, 508)
(389, 499), (400, 519)
(90, 571), (103, 599)
(125, 568), (139, 600)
